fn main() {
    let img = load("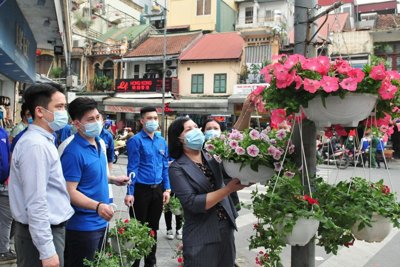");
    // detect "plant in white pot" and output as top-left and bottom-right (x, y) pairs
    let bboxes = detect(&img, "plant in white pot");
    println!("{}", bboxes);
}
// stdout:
(204, 122), (294, 185)
(164, 196), (183, 216)
(248, 172), (324, 267)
